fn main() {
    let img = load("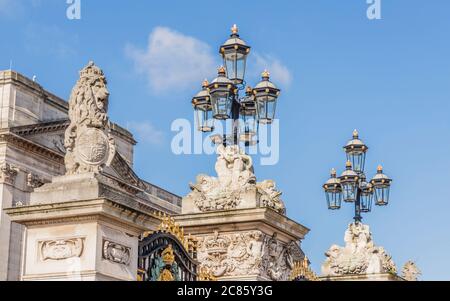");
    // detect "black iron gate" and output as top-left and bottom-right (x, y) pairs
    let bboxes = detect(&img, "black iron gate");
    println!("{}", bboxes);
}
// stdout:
(138, 222), (198, 281)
